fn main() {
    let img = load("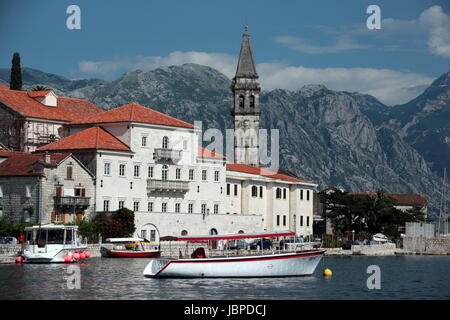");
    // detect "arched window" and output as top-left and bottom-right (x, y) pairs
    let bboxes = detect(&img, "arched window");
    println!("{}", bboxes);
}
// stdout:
(276, 188), (282, 199)
(251, 186), (258, 197)
(210, 228), (218, 235)
(238, 95), (245, 108)
(162, 136), (169, 149)
(162, 165), (168, 181)
(249, 95), (255, 107)
(238, 230), (244, 234)
(181, 230), (188, 236)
